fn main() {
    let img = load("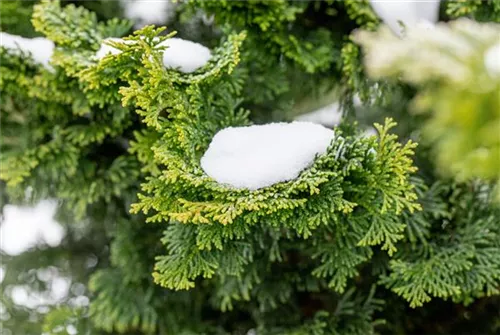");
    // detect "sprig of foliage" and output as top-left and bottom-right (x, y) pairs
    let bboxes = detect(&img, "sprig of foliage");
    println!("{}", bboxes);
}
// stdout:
(3, 1), (500, 334)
